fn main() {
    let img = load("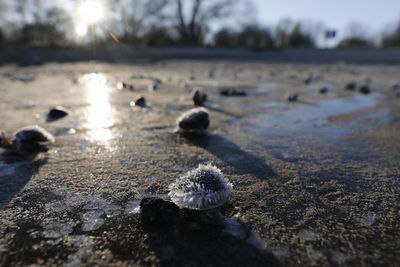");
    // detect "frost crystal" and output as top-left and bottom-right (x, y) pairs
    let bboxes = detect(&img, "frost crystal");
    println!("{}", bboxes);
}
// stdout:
(168, 164), (232, 210)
